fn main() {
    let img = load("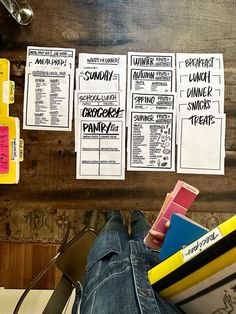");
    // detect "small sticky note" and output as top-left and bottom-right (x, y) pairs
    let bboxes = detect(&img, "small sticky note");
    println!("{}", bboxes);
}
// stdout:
(19, 139), (24, 162)
(0, 126), (9, 173)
